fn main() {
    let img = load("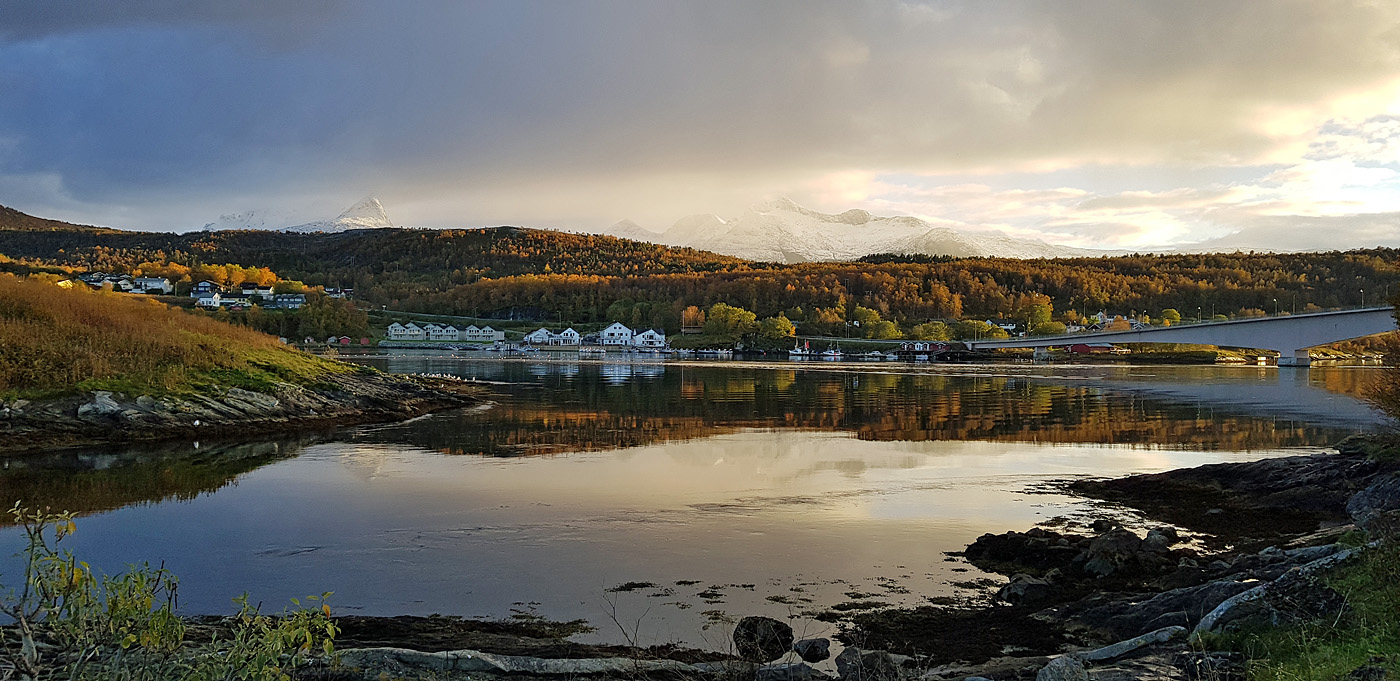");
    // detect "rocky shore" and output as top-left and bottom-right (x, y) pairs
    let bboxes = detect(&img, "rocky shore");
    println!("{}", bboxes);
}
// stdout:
(0, 371), (481, 453)
(292, 436), (1400, 681)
